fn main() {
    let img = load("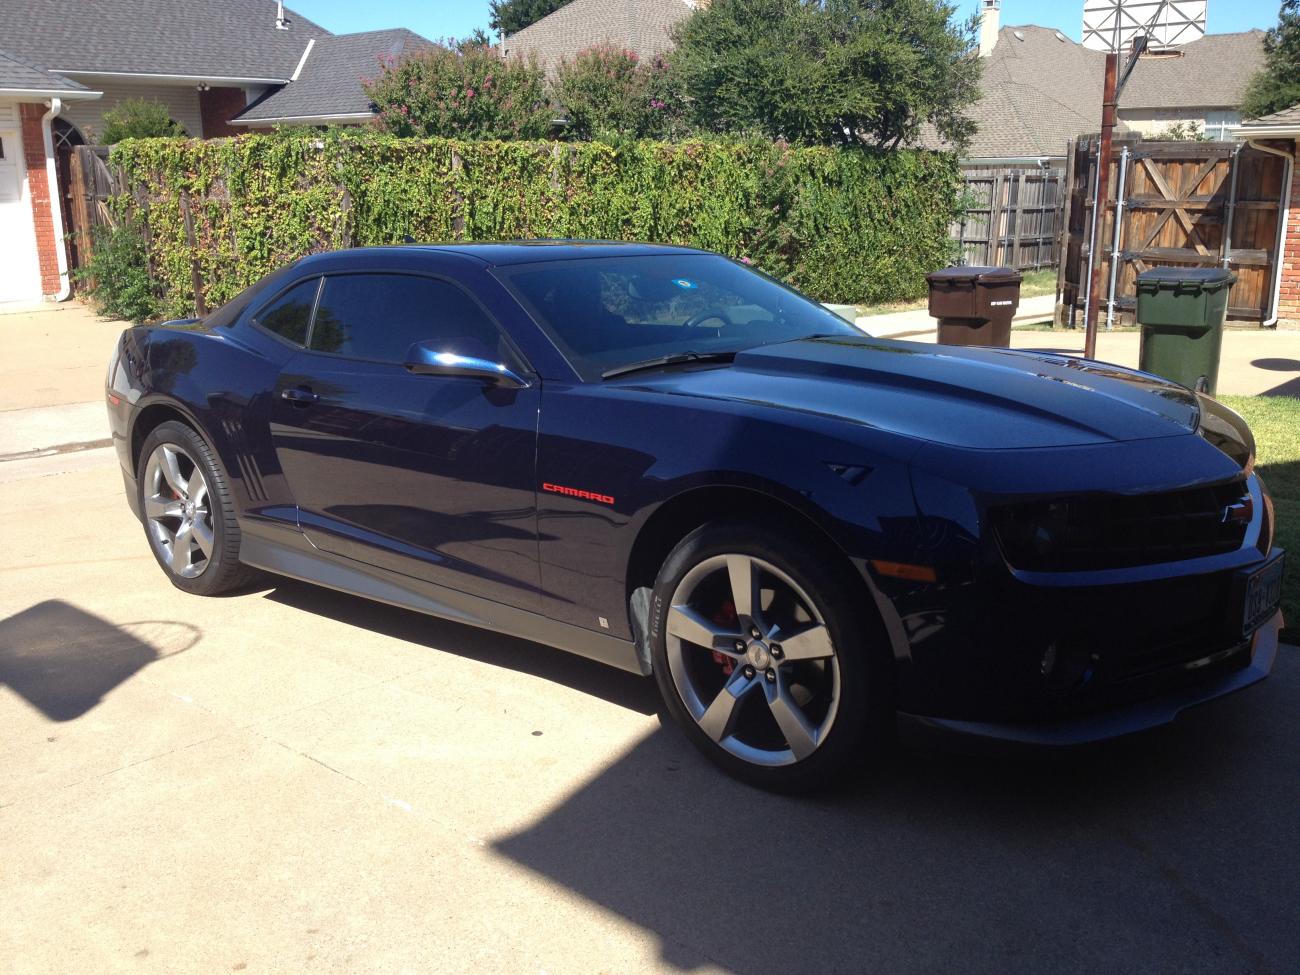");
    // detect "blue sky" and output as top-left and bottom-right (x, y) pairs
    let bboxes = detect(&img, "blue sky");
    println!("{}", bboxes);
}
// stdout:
(287, 0), (1279, 43)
